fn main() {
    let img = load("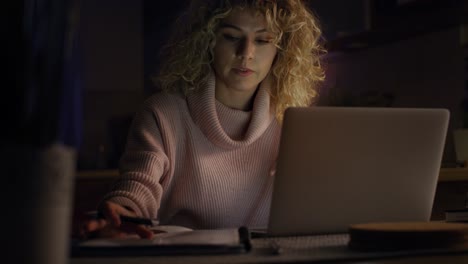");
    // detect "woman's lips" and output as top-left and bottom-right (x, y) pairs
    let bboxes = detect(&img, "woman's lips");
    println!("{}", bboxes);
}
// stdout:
(233, 67), (254, 77)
